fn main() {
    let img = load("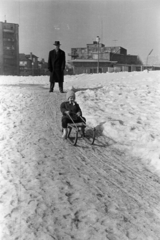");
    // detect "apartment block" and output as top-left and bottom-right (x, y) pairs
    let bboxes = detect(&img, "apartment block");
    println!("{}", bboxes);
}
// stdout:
(0, 21), (19, 75)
